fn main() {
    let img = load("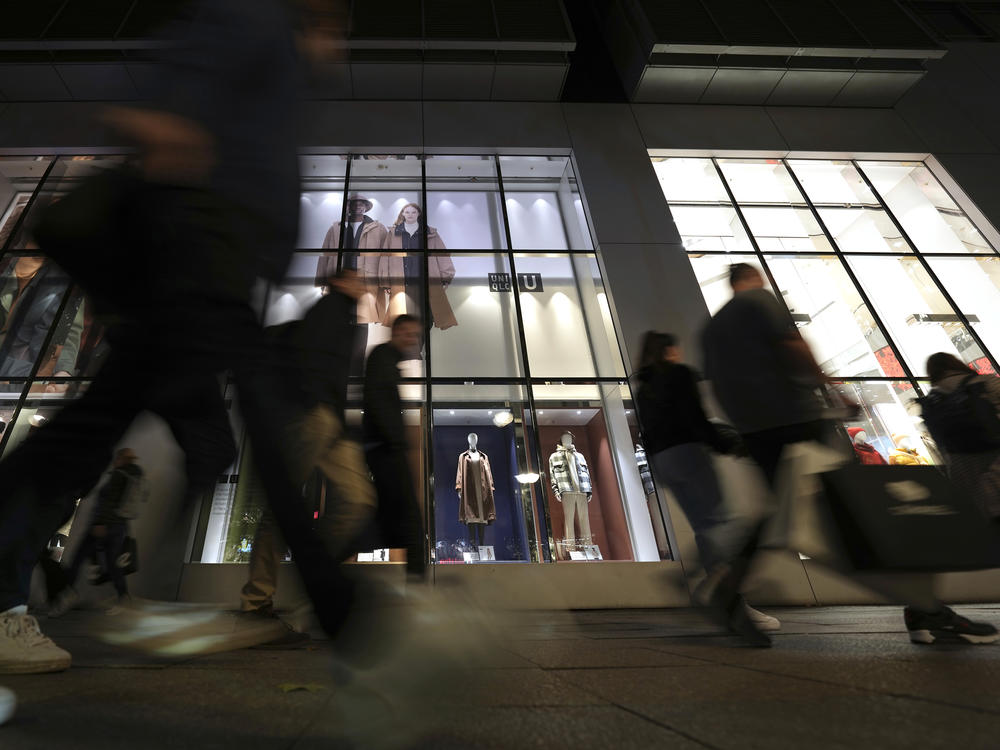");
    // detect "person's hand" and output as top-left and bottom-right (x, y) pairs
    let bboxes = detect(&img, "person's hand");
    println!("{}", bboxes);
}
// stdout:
(555, 493), (562, 503)
(587, 494), (593, 503)
(45, 372), (71, 393)
(330, 271), (364, 300)
(102, 107), (216, 185)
